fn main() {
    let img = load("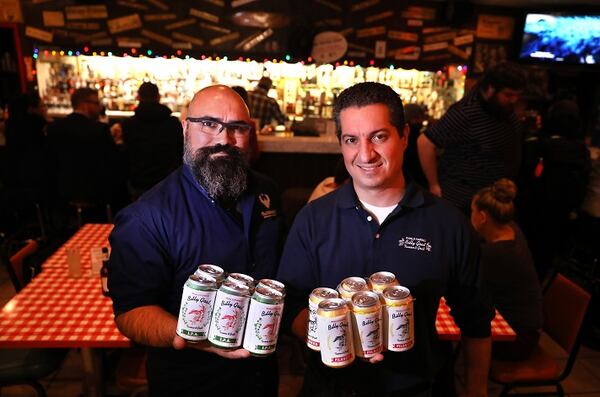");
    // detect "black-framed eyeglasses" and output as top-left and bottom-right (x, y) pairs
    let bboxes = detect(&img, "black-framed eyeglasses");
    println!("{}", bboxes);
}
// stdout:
(186, 117), (252, 136)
